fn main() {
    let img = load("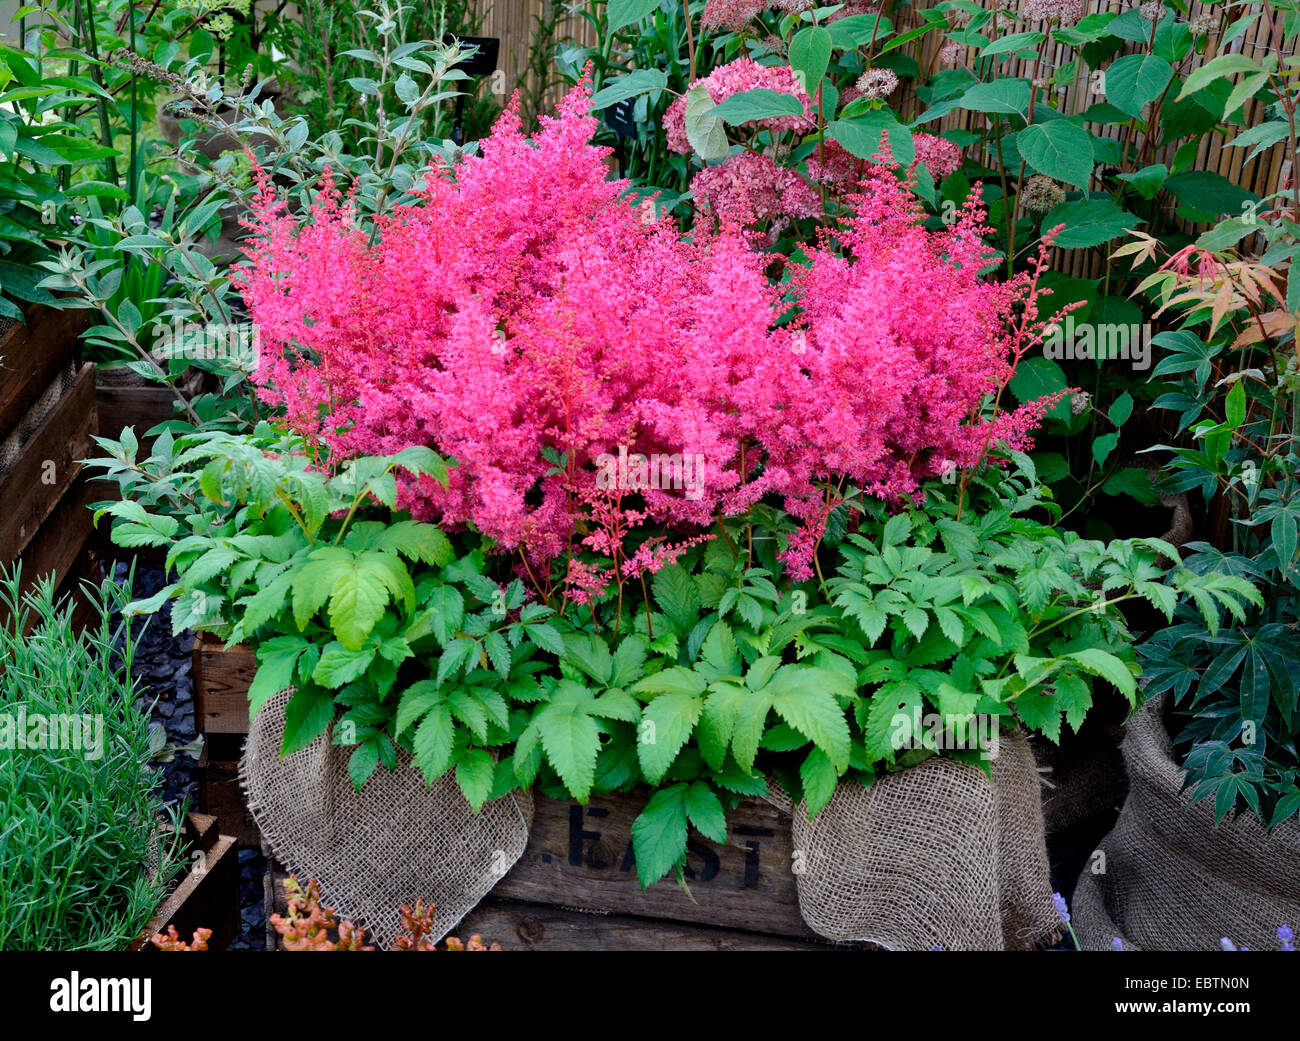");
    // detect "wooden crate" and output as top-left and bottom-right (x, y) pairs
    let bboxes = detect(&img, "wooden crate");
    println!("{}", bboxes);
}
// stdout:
(267, 791), (846, 951)
(205, 640), (851, 948)
(196, 738), (261, 846)
(0, 362), (96, 567)
(194, 631), (255, 735)
(0, 305), (85, 435)
(94, 366), (206, 452)
(130, 812), (241, 951)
